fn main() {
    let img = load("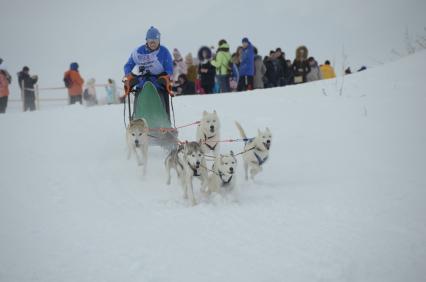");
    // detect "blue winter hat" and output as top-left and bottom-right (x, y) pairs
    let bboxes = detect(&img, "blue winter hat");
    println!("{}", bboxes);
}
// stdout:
(146, 26), (161, 41)
(242, 37), (249, 43)
(70, 62), (79, 70)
